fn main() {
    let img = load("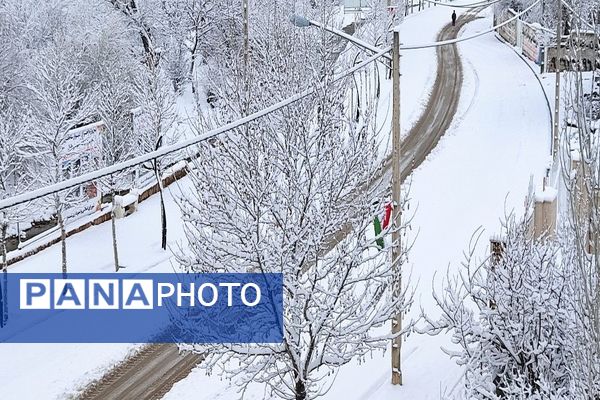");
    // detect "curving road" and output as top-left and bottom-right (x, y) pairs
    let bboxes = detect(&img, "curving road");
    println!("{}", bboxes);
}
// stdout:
(385, 7), (483, 182)
(76, 9), (482, 400)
